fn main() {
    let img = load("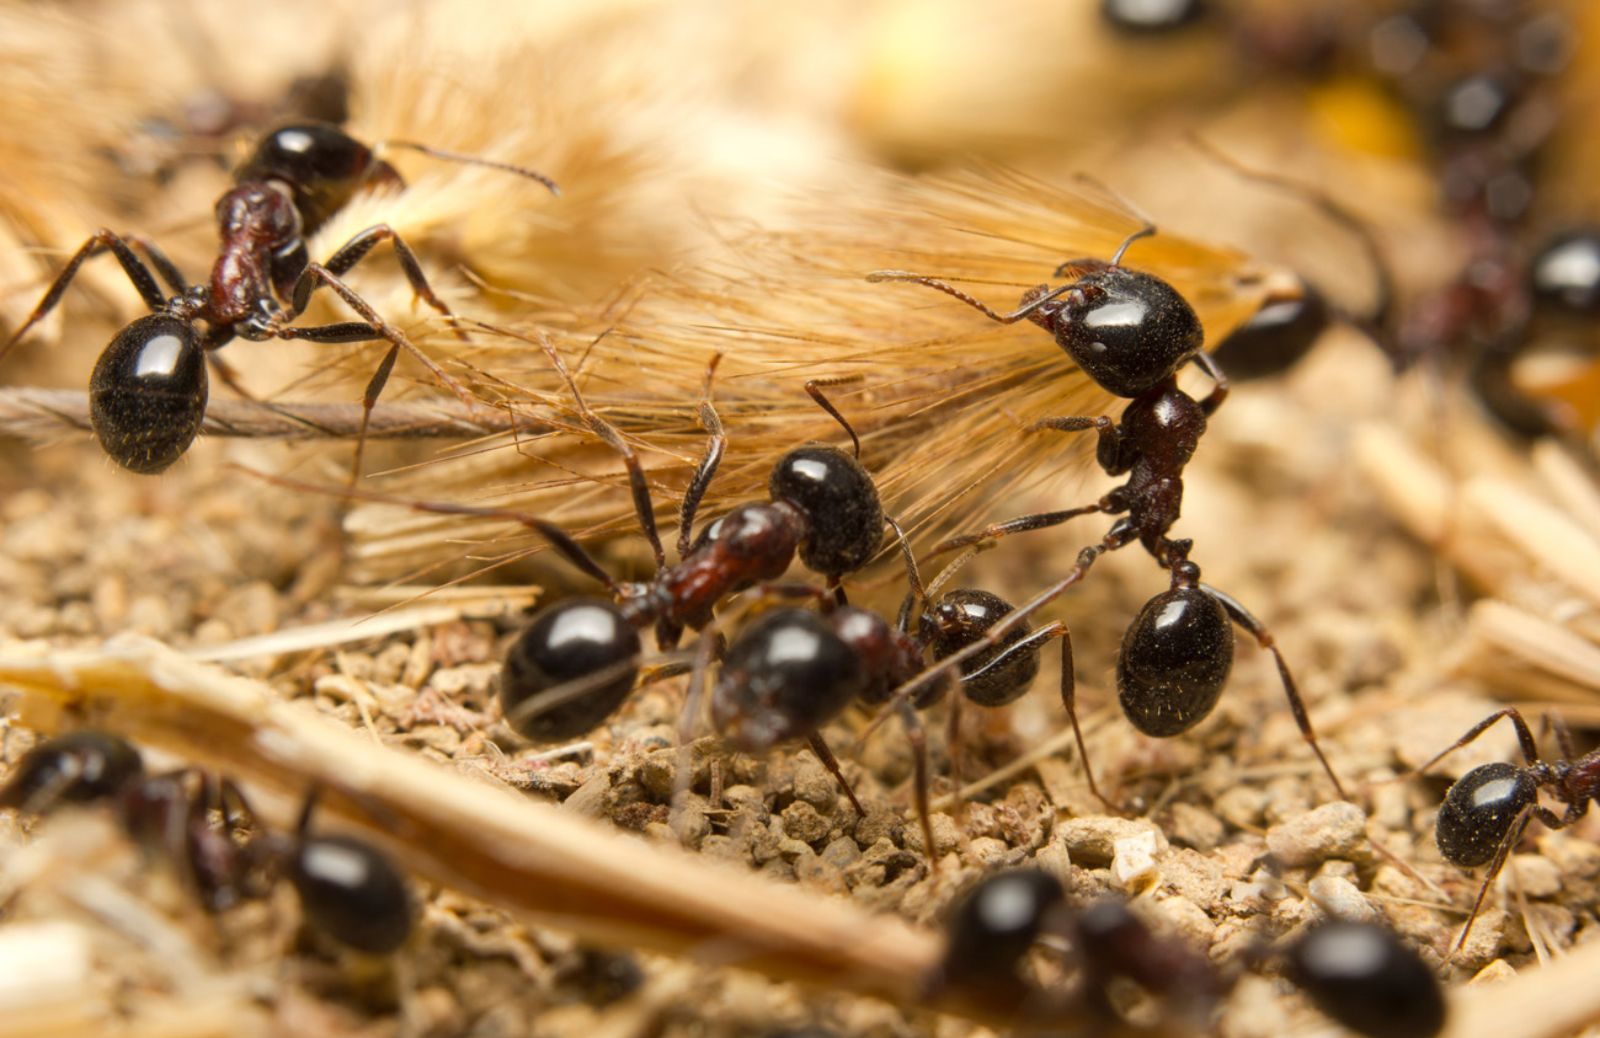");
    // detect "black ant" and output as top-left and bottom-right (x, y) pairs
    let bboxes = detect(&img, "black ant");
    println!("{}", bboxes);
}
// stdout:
(1411, 705), (1598, 954)
(931, 870), (1445, 1038)
(927, 869), (1224, 1028)
(1285, 920), (1447, 1038)
(868, 225), (1348, 802)
(0, 729), (414, 954)
(0, 121), (558, 474)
